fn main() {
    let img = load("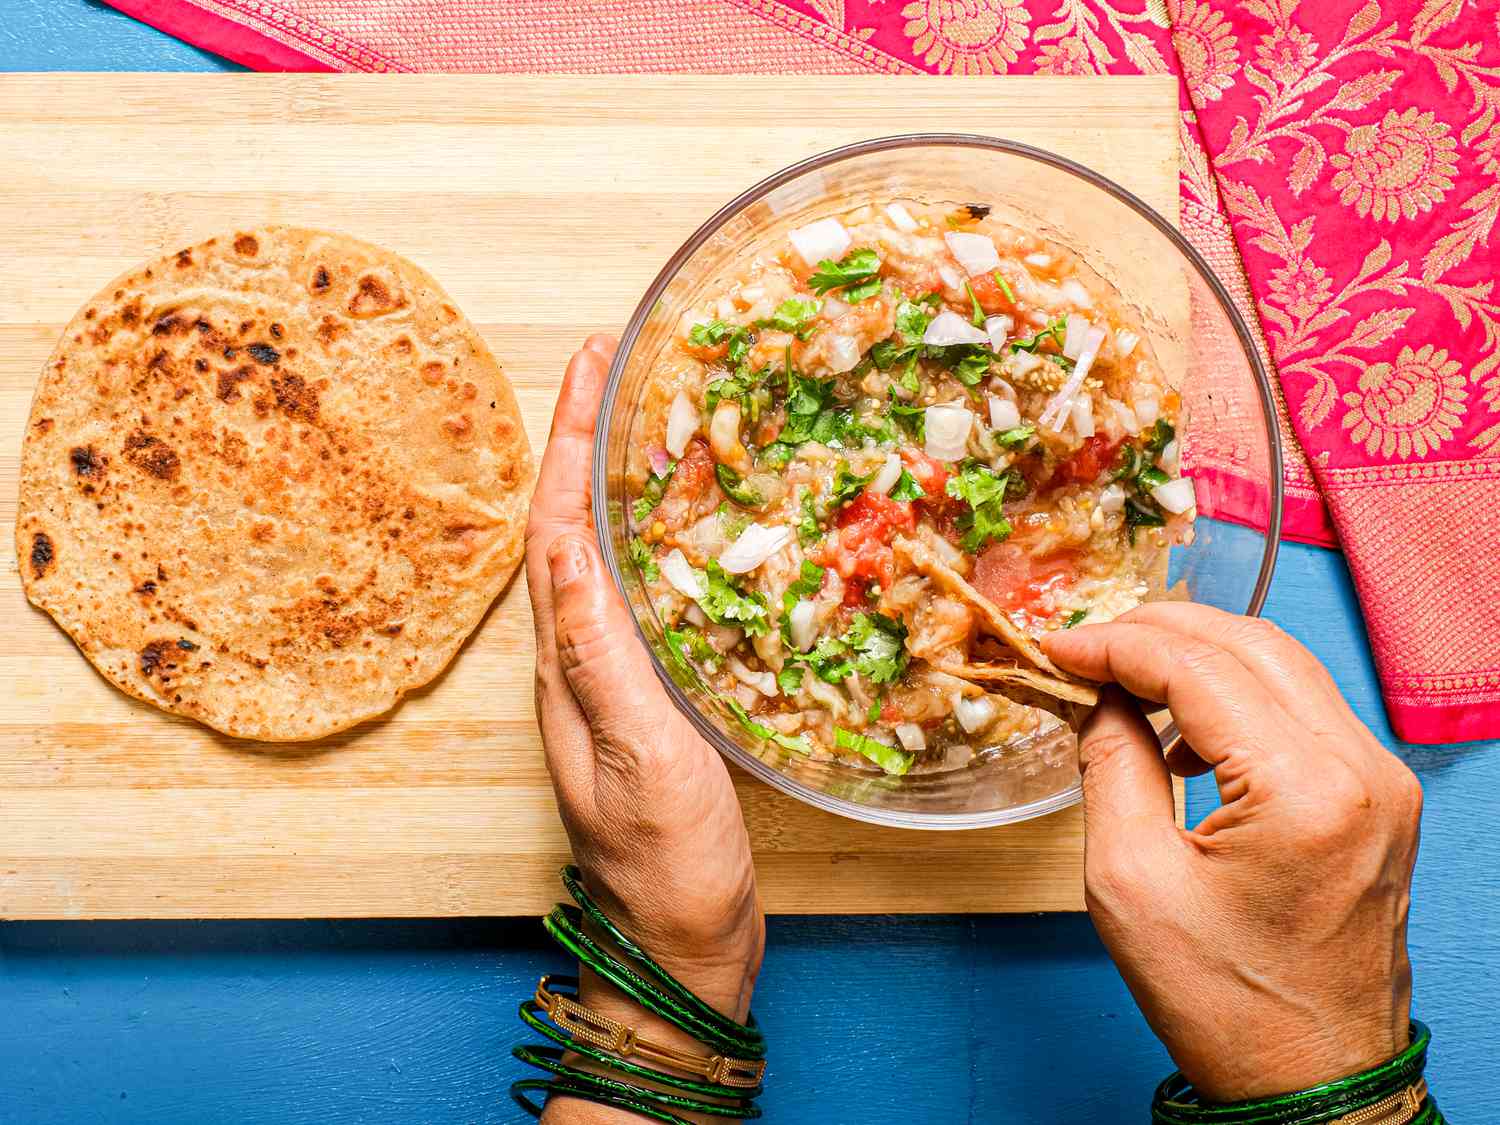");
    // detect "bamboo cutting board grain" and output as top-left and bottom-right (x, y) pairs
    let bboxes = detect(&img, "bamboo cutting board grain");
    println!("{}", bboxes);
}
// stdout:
(0, 74), (1180, 919)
